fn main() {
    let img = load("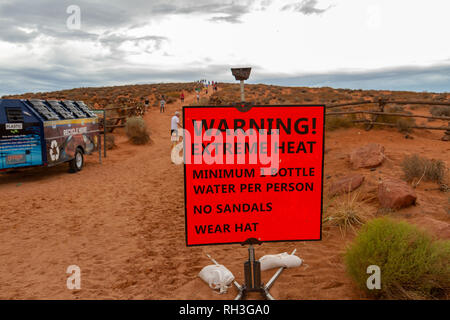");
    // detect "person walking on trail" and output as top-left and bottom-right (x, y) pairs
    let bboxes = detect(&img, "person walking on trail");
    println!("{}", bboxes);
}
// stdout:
(171, 111), (182, 150)
(196, 93), (200, 103)
(180, 92), (185, 103)
(160, 96), (166, 113)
